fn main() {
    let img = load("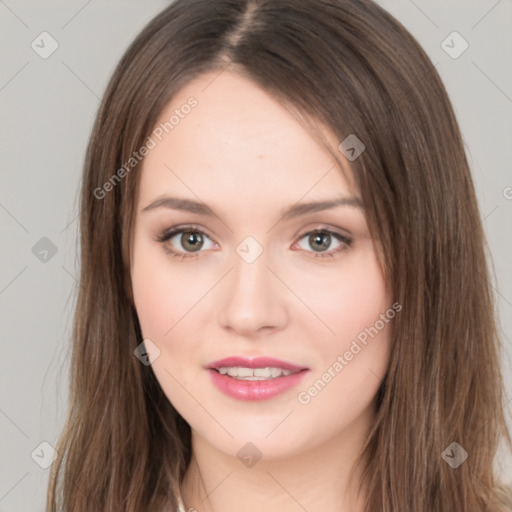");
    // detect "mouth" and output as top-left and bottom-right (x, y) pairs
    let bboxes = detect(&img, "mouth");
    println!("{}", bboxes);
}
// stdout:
(205, 356), (310, 401)
(212, 366), (302, 380)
